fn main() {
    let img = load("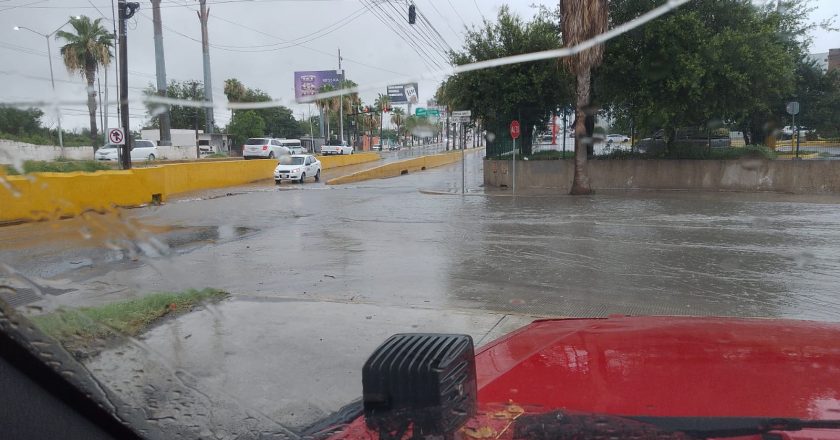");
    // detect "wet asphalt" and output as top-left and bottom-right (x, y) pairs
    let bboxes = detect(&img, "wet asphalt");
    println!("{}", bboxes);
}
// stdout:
(4, 148), (840, 437)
